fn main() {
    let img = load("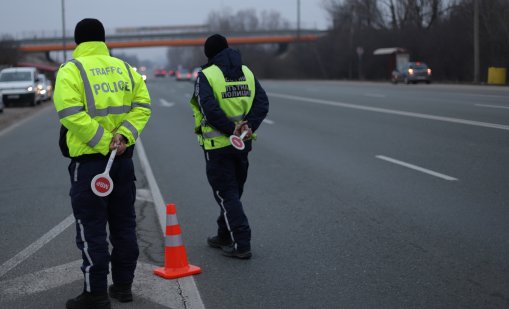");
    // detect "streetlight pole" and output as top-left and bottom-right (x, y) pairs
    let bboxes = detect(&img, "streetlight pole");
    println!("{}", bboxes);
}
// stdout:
(473, 0), (479, 83)
(61, 0), (67, 62)
(297, 0), (301, 40)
